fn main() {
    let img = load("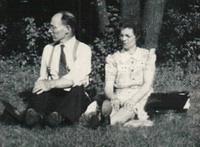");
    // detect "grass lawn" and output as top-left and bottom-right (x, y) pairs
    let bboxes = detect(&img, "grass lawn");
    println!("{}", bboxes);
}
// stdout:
(0, 58), (200, 147)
